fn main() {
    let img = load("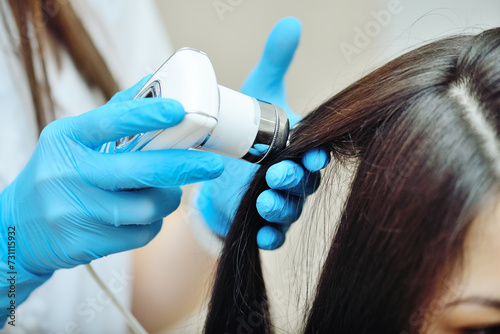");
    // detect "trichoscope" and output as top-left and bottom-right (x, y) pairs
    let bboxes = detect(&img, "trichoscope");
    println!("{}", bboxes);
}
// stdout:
(100, 47), (290, 163)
